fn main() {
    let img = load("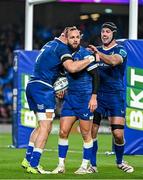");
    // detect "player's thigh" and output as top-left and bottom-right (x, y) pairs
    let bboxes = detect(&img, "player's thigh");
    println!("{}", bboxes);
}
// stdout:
(60, 116), (77, 135)
(109, 116), (125, 125)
